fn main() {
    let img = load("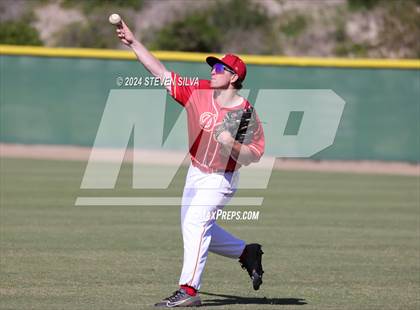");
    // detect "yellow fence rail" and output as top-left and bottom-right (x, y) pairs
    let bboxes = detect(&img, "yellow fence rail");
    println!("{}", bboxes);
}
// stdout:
(1, 44), (419, 69)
